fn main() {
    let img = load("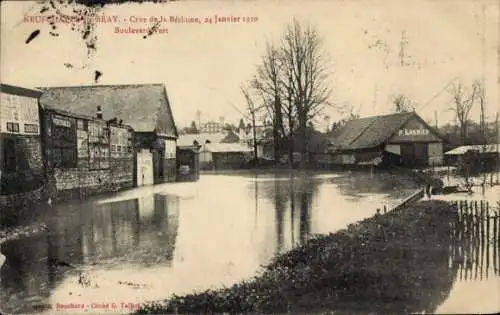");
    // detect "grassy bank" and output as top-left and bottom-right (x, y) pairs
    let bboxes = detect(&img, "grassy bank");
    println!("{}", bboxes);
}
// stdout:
(136, 200), (457, 314)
